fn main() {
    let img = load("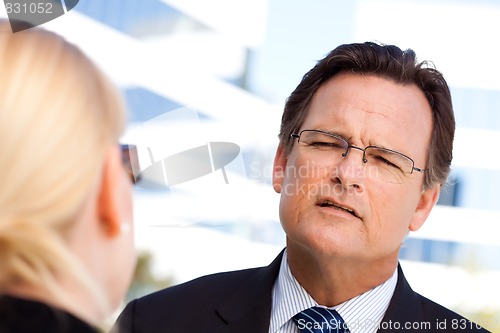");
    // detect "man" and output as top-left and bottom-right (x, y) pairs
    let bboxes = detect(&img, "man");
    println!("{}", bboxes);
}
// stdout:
(113, 42), (489, 332)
